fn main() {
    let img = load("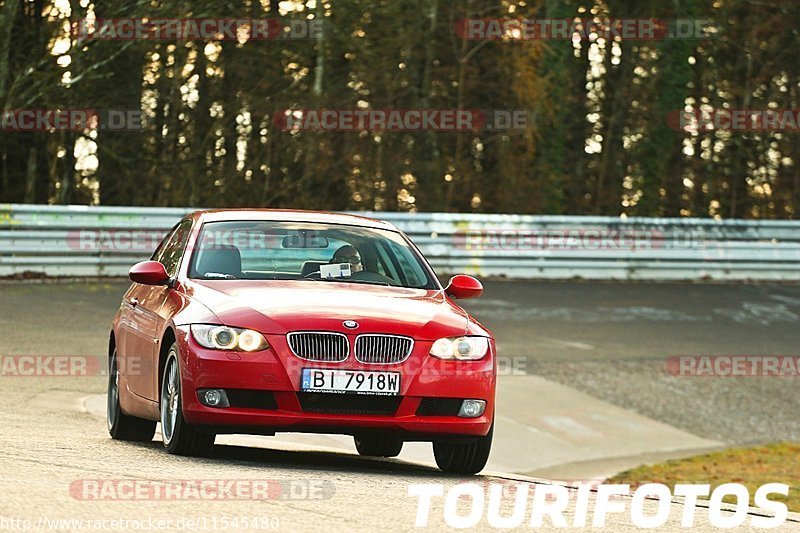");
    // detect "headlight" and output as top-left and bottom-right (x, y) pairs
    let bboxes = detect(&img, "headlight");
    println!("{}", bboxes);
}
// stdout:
(429, 336), (490, 360)
(191, 325), (268, 352)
